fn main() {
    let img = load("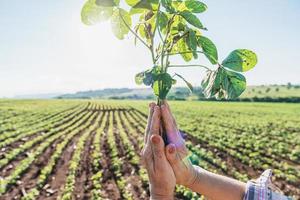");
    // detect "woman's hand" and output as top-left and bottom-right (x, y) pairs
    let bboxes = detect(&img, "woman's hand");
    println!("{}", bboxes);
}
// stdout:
(161, 101), (198, 188)
(141, 103), (176, 200)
